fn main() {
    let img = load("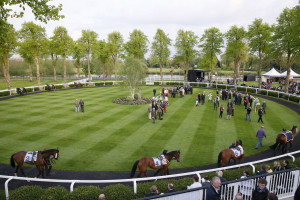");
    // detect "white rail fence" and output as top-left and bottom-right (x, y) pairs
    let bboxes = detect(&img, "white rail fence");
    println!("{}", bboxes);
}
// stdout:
(1, 150), (300, 200)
